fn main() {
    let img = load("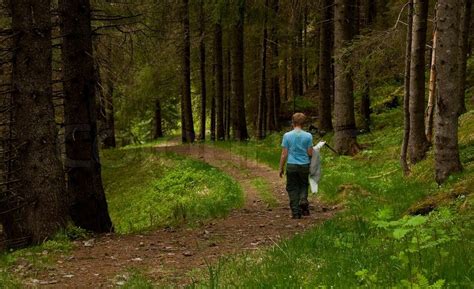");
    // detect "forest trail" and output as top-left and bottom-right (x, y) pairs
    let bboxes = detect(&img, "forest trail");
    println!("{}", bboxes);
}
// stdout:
(32, 144), (337, 288)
